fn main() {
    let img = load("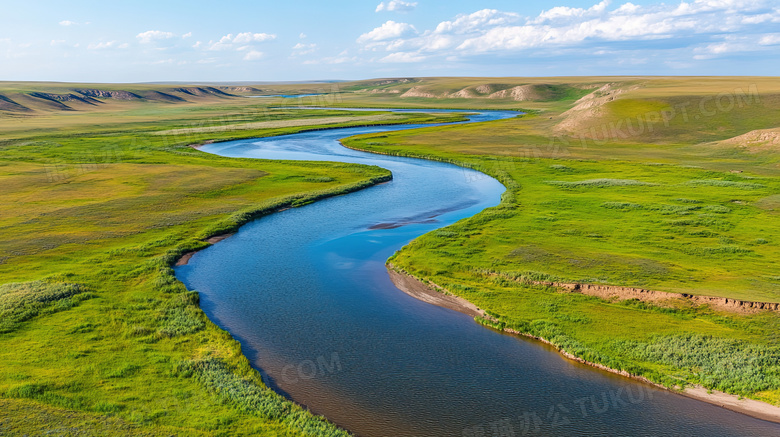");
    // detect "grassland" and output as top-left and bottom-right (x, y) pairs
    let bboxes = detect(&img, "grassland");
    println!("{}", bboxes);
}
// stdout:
(340, 76), (780, 406)
(0, 85), (464, 436)
(3, 76), (780, 434)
